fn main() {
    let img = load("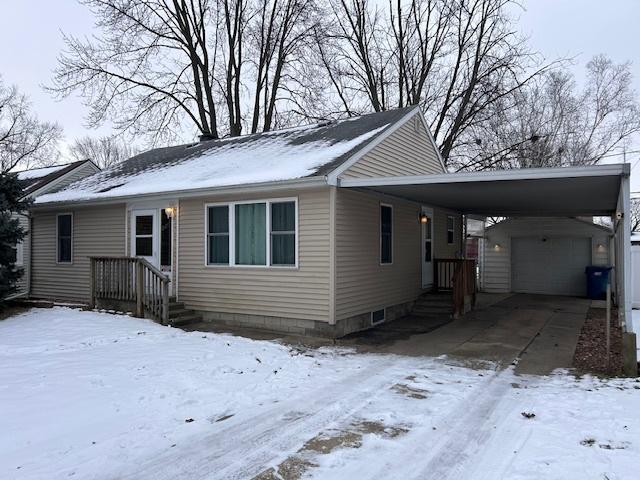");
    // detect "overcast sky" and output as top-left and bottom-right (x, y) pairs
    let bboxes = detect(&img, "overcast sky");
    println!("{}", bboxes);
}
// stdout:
(1, 0), (639, 187)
